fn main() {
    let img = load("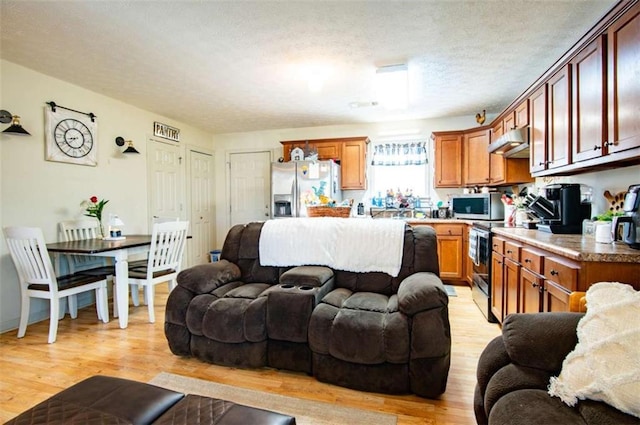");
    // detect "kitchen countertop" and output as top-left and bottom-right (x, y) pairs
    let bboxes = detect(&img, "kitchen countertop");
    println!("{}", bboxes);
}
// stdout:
(492, 227), (640, 263)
